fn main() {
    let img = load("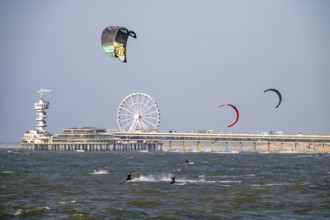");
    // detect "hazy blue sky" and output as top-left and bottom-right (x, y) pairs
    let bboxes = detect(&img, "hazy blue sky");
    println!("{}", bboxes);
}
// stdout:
(1, 0), (329, 142)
